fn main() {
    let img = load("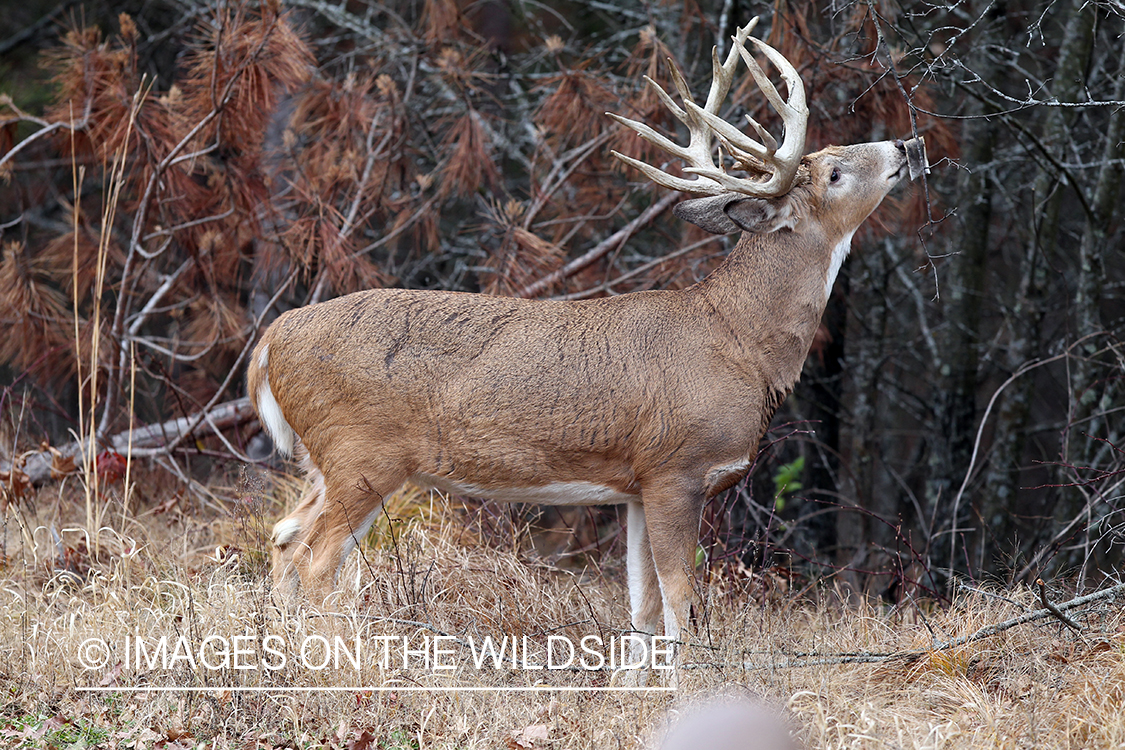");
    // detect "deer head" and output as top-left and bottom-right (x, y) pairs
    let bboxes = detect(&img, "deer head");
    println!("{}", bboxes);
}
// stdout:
(610, 18), (921, 249)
